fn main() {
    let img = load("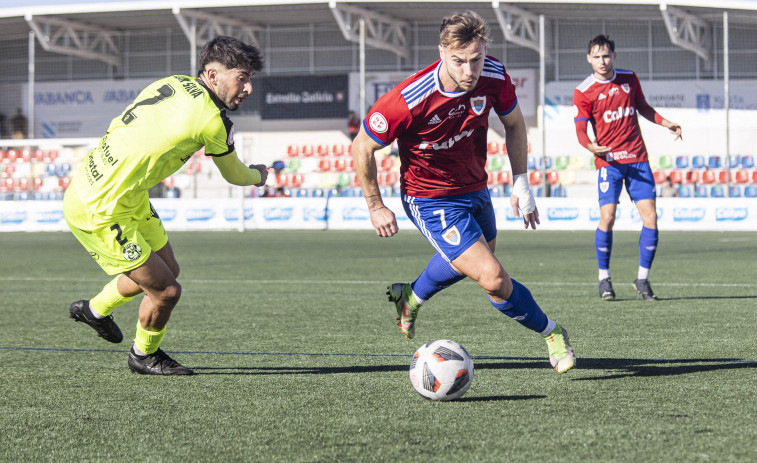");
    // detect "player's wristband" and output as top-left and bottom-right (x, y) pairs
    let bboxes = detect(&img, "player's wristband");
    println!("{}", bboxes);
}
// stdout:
(512, 173), (536, 215)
